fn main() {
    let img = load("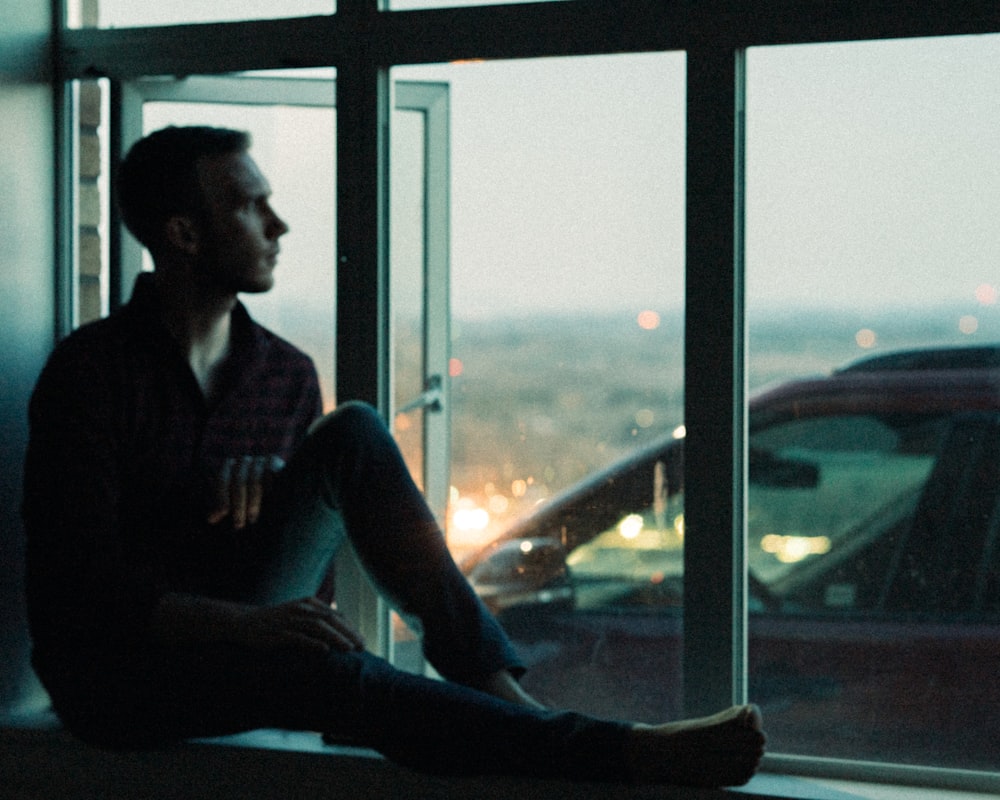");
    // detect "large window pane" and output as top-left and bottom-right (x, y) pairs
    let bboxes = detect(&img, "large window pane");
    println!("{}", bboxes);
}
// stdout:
(745, 35), (1000, 771)
(69, 0), (334, 29)
(391, 0), (569, 9)
(393, 52), (686, 720)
